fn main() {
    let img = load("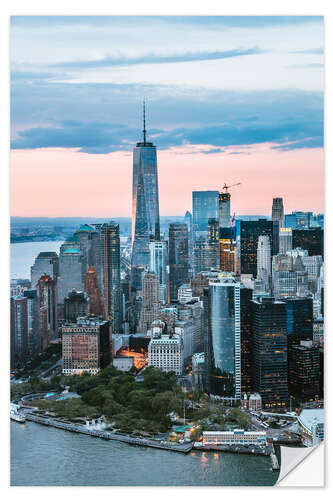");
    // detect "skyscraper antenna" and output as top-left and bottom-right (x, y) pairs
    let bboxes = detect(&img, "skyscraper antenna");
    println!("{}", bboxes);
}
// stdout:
(143, 98), (147, 145)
